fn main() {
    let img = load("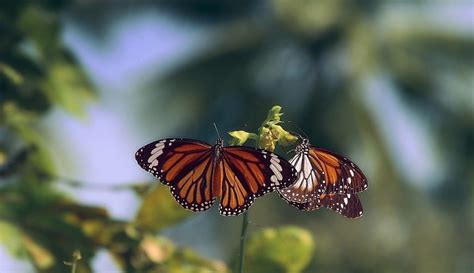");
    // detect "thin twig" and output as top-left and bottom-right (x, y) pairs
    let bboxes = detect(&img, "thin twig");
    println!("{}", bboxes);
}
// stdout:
(64, 250), (81, 273)
(43, 173), (145, 191)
